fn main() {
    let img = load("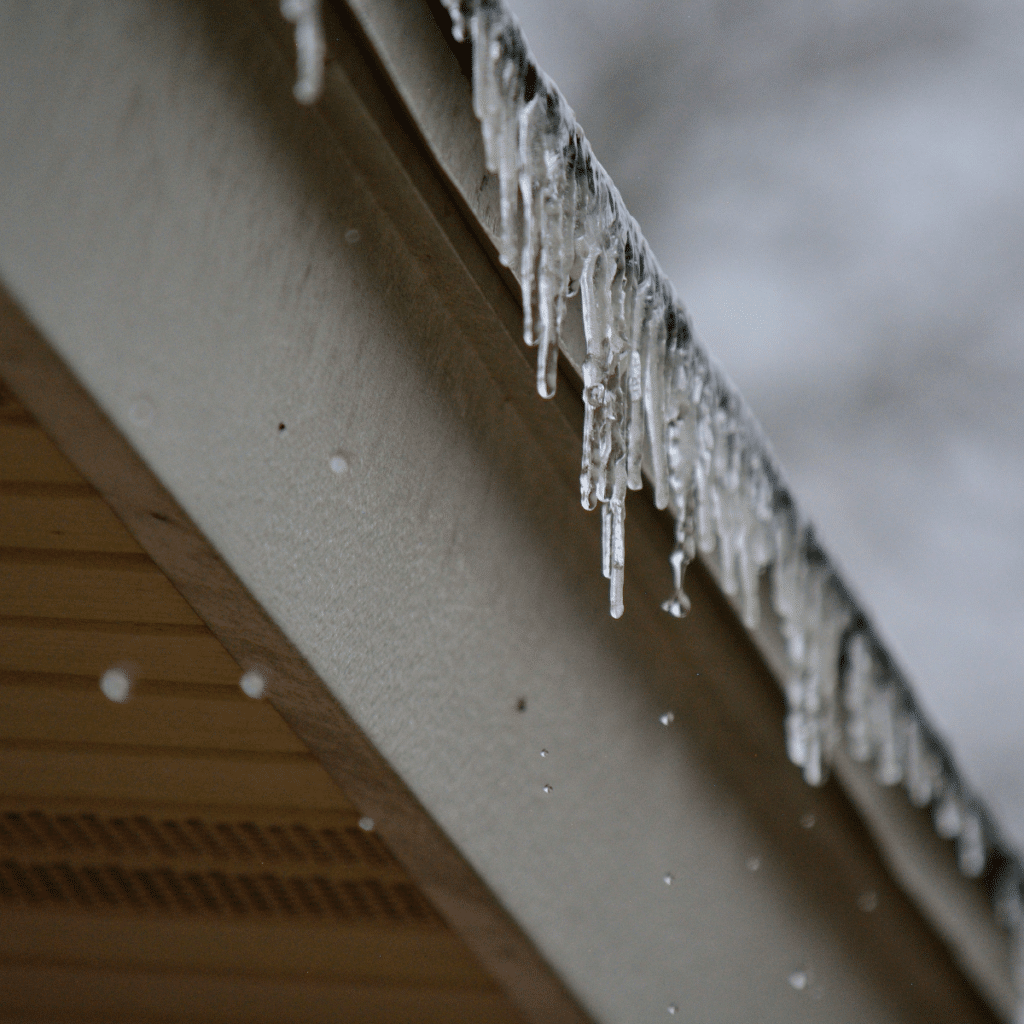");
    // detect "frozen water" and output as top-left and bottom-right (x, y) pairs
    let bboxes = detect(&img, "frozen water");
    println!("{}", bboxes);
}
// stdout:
(441, 0), (1023, 950)
(280, 0), (326, 104)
